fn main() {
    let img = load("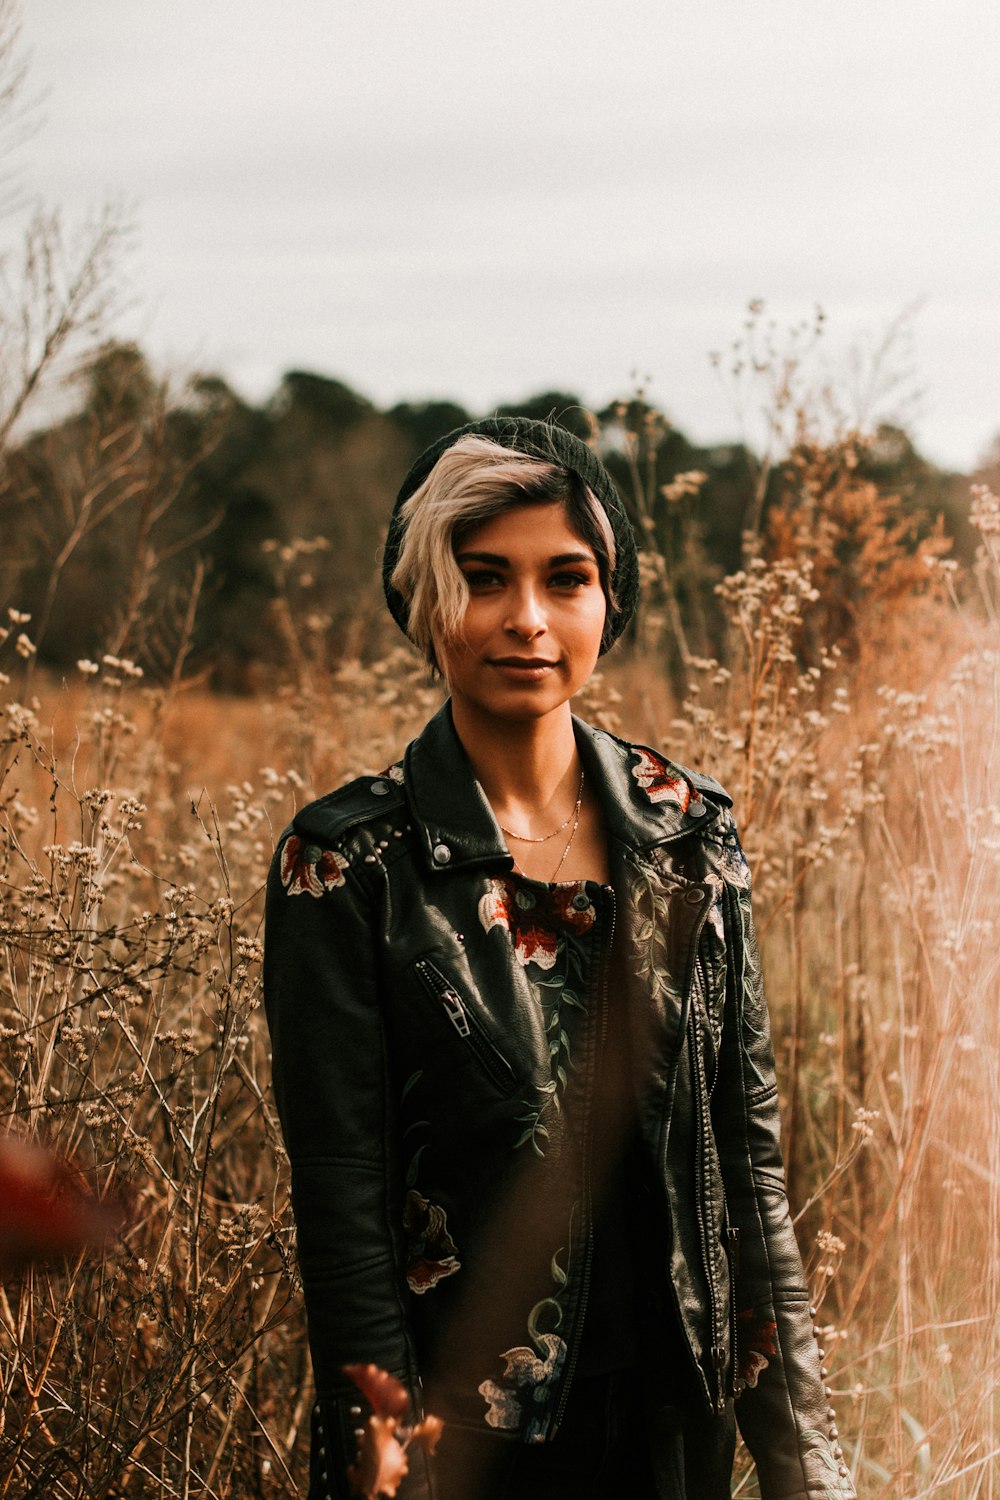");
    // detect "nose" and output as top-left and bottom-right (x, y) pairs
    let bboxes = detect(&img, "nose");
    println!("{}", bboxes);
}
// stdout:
(504, 581), (547, 642)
